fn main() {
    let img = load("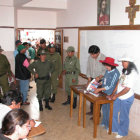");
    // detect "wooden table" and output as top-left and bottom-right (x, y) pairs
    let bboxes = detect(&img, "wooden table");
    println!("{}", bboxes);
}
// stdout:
(70, 85), (86, 126)
(27, 124), (46, 139)
(70, 85), (114, 138)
